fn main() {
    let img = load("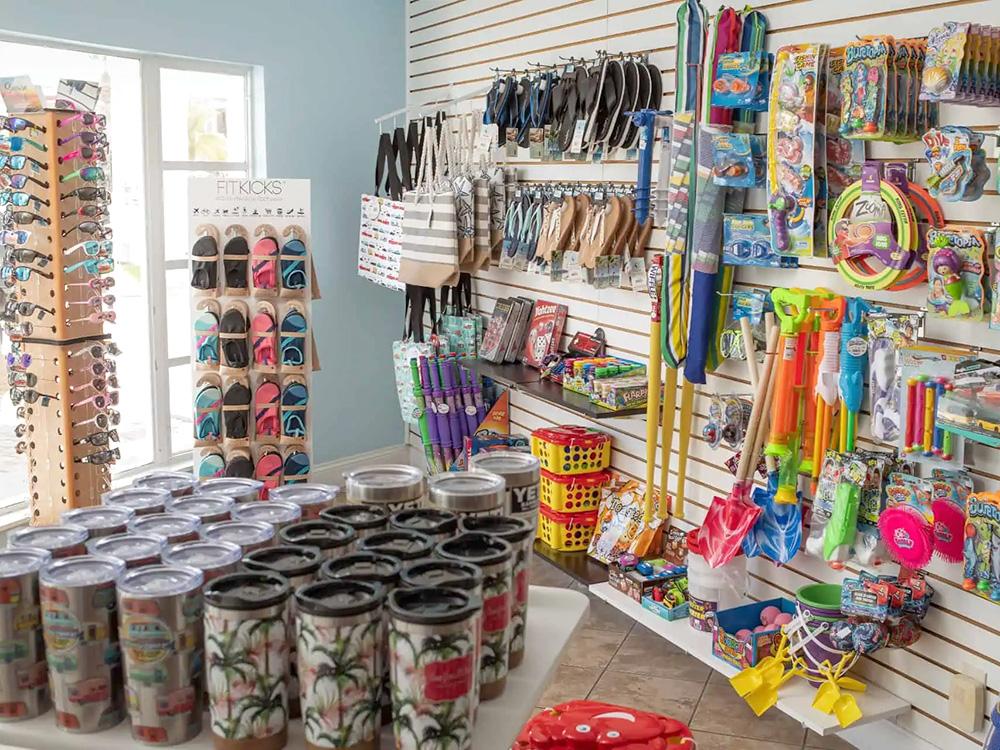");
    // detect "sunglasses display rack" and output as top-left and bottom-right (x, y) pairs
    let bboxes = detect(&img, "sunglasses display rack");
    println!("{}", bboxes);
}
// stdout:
(187, 177), (316, 494)
(1, 108), (118, 524)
